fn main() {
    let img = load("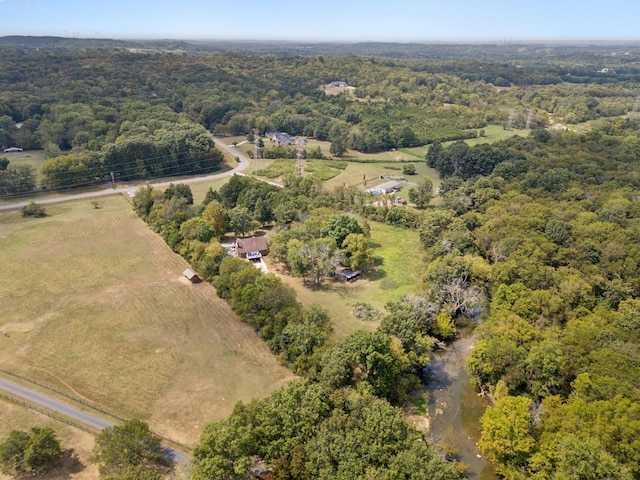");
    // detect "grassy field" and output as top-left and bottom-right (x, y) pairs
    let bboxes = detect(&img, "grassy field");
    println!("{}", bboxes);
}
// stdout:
(269, 221), (425, 339)
(401, 124), (529, 158)
(0, 195), (294, 446)
(323, 161), (441, 194)
(2, 150), (47, 182)
(0, 403), (97, 480)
